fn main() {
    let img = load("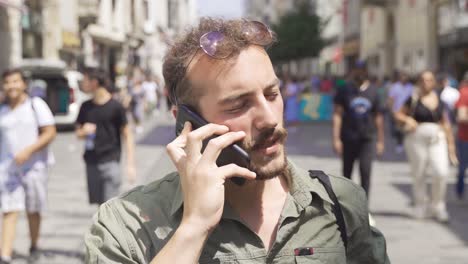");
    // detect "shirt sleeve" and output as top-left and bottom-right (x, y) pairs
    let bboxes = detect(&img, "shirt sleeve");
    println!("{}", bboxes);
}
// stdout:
(455, 90), (468, 109)
(76, 102), (88, 125)
(85, 203), (139, 264)
(387, 85), (396, 99)
(32, 97), (55, 127)
(116, 102), (128, 129)
(333, 89), (345, 107)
